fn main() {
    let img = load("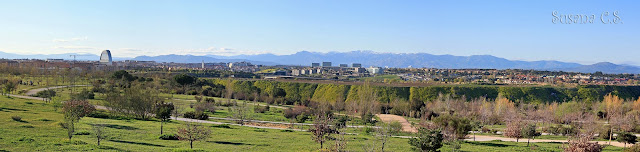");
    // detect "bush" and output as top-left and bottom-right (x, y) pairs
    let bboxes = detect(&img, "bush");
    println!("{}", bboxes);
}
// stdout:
(389, 121), (403, 134)
(599, 127), (613, 140)
(11, 115), (22, 122)
(626, 144), (640, 152)
(183, 111), (208, 120)
(159, 134), (179, 140)
(34, 89), (56, 98)
(73, 89), (95, 100)
(362, 127), (375, 134)
(254, 105), (270, 113)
